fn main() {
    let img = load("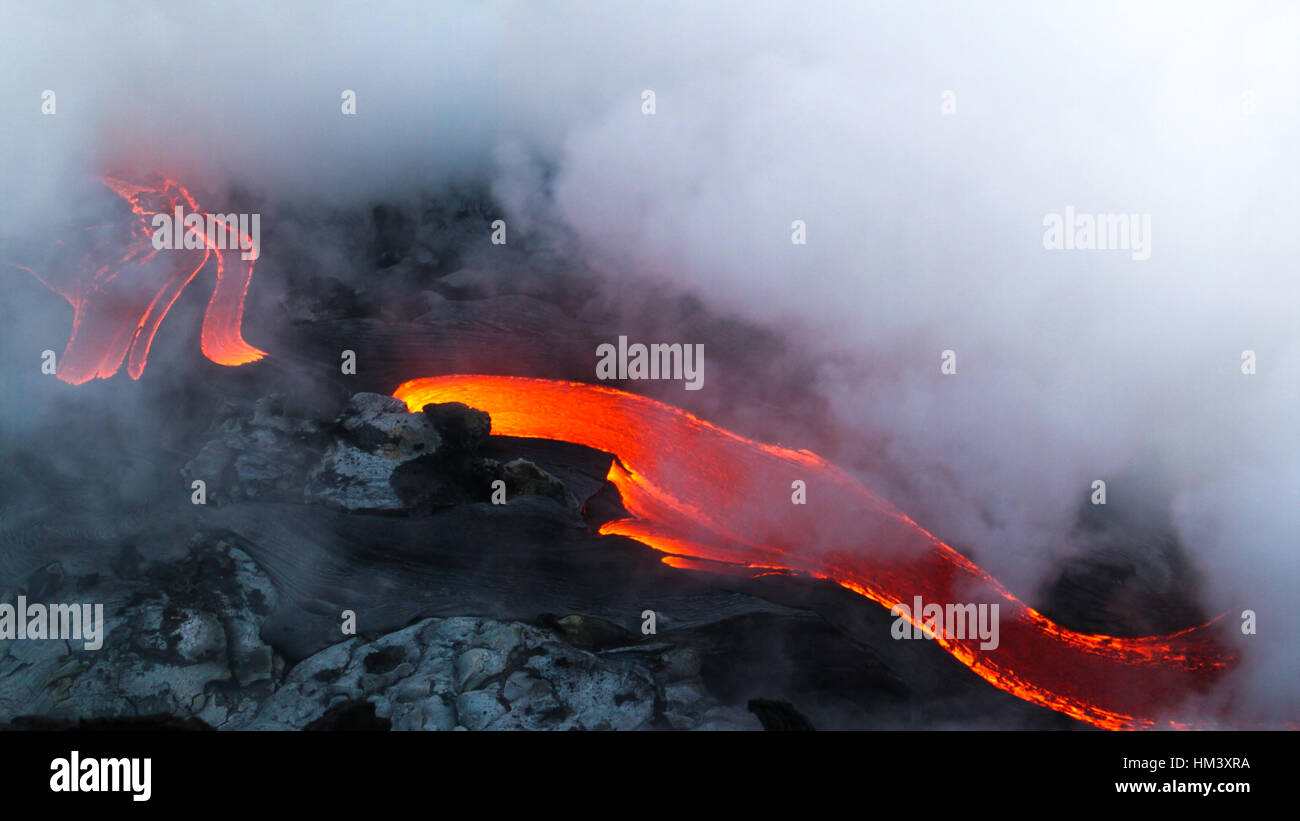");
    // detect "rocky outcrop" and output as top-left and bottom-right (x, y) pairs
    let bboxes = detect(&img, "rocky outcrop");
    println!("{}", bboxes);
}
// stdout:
(304, 393), (443, 511)
(241, 611), (761, 730)
(0, 539), (281, 729)
(0, 537), (761, 730)
(182, 392), (574, 514)
(246, 618), (652, 730)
